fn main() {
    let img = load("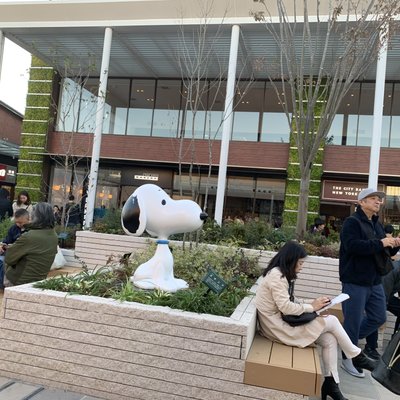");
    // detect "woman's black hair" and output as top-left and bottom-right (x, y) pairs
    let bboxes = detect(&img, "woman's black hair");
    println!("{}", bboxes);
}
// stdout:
(262, 241), (307, 281)
(30, 202), (55, 229)
(17, 190), (31, 206)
